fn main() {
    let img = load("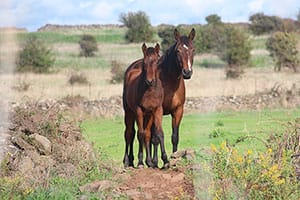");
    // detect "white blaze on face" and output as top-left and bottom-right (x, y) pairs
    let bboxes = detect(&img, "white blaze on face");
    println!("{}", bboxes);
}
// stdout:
(183, 44), (192, 71)
(188, 59), (192, 71)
